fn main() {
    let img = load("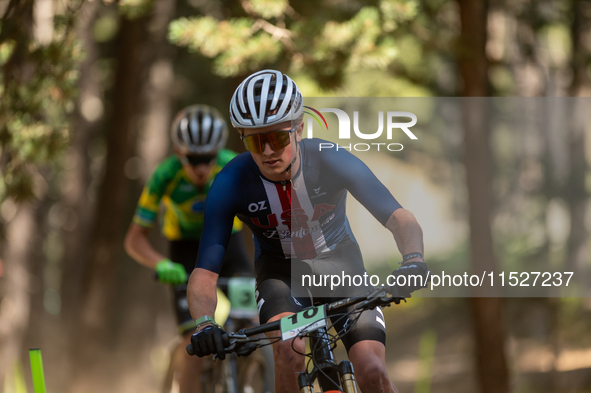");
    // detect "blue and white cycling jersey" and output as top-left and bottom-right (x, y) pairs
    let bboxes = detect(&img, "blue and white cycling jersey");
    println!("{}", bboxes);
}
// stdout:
(196, 138), (402, 273)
